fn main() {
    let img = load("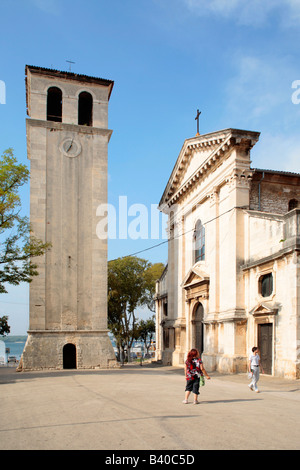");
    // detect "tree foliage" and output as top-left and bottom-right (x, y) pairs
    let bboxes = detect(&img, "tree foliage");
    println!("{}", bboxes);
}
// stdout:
(0, 149), (50, 294)
(137, 315), (156, 356)
(108, 256), (164, 362)
(0, 149), (50, 330)
(0, 315), (10, 336)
